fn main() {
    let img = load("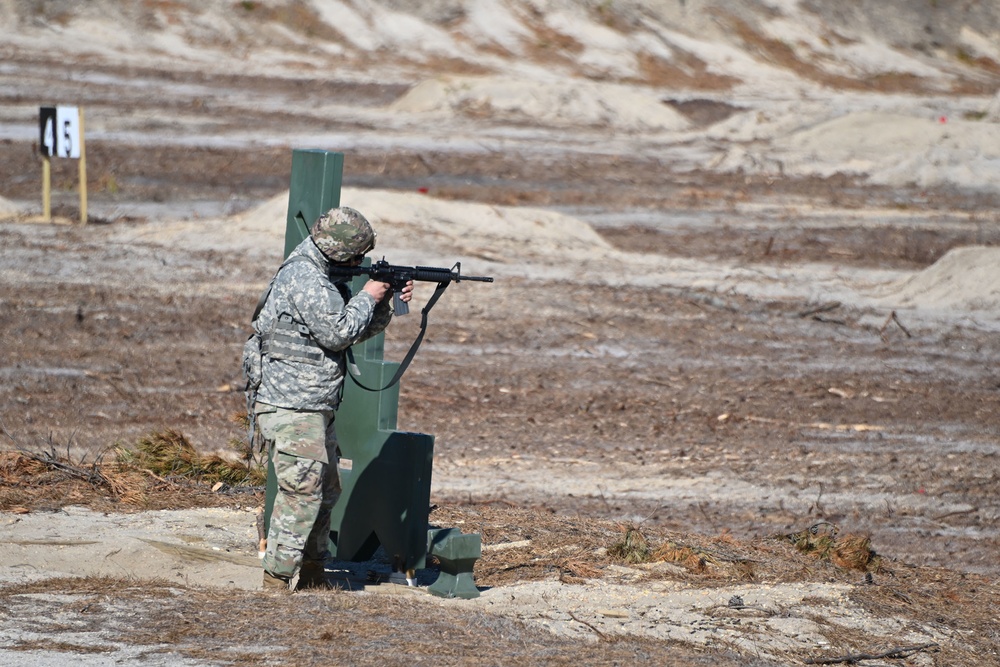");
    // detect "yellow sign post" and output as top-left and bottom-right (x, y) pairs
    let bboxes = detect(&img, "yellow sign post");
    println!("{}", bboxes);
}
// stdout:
(78, 108), (87, 225)
(41, 154), (51, 221)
